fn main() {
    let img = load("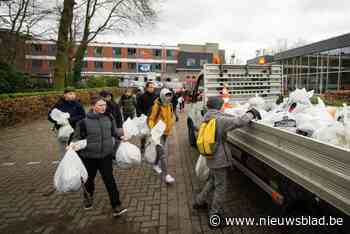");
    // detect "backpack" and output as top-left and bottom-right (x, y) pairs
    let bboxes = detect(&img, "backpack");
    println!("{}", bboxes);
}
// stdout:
(196, 119), (217, 159)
